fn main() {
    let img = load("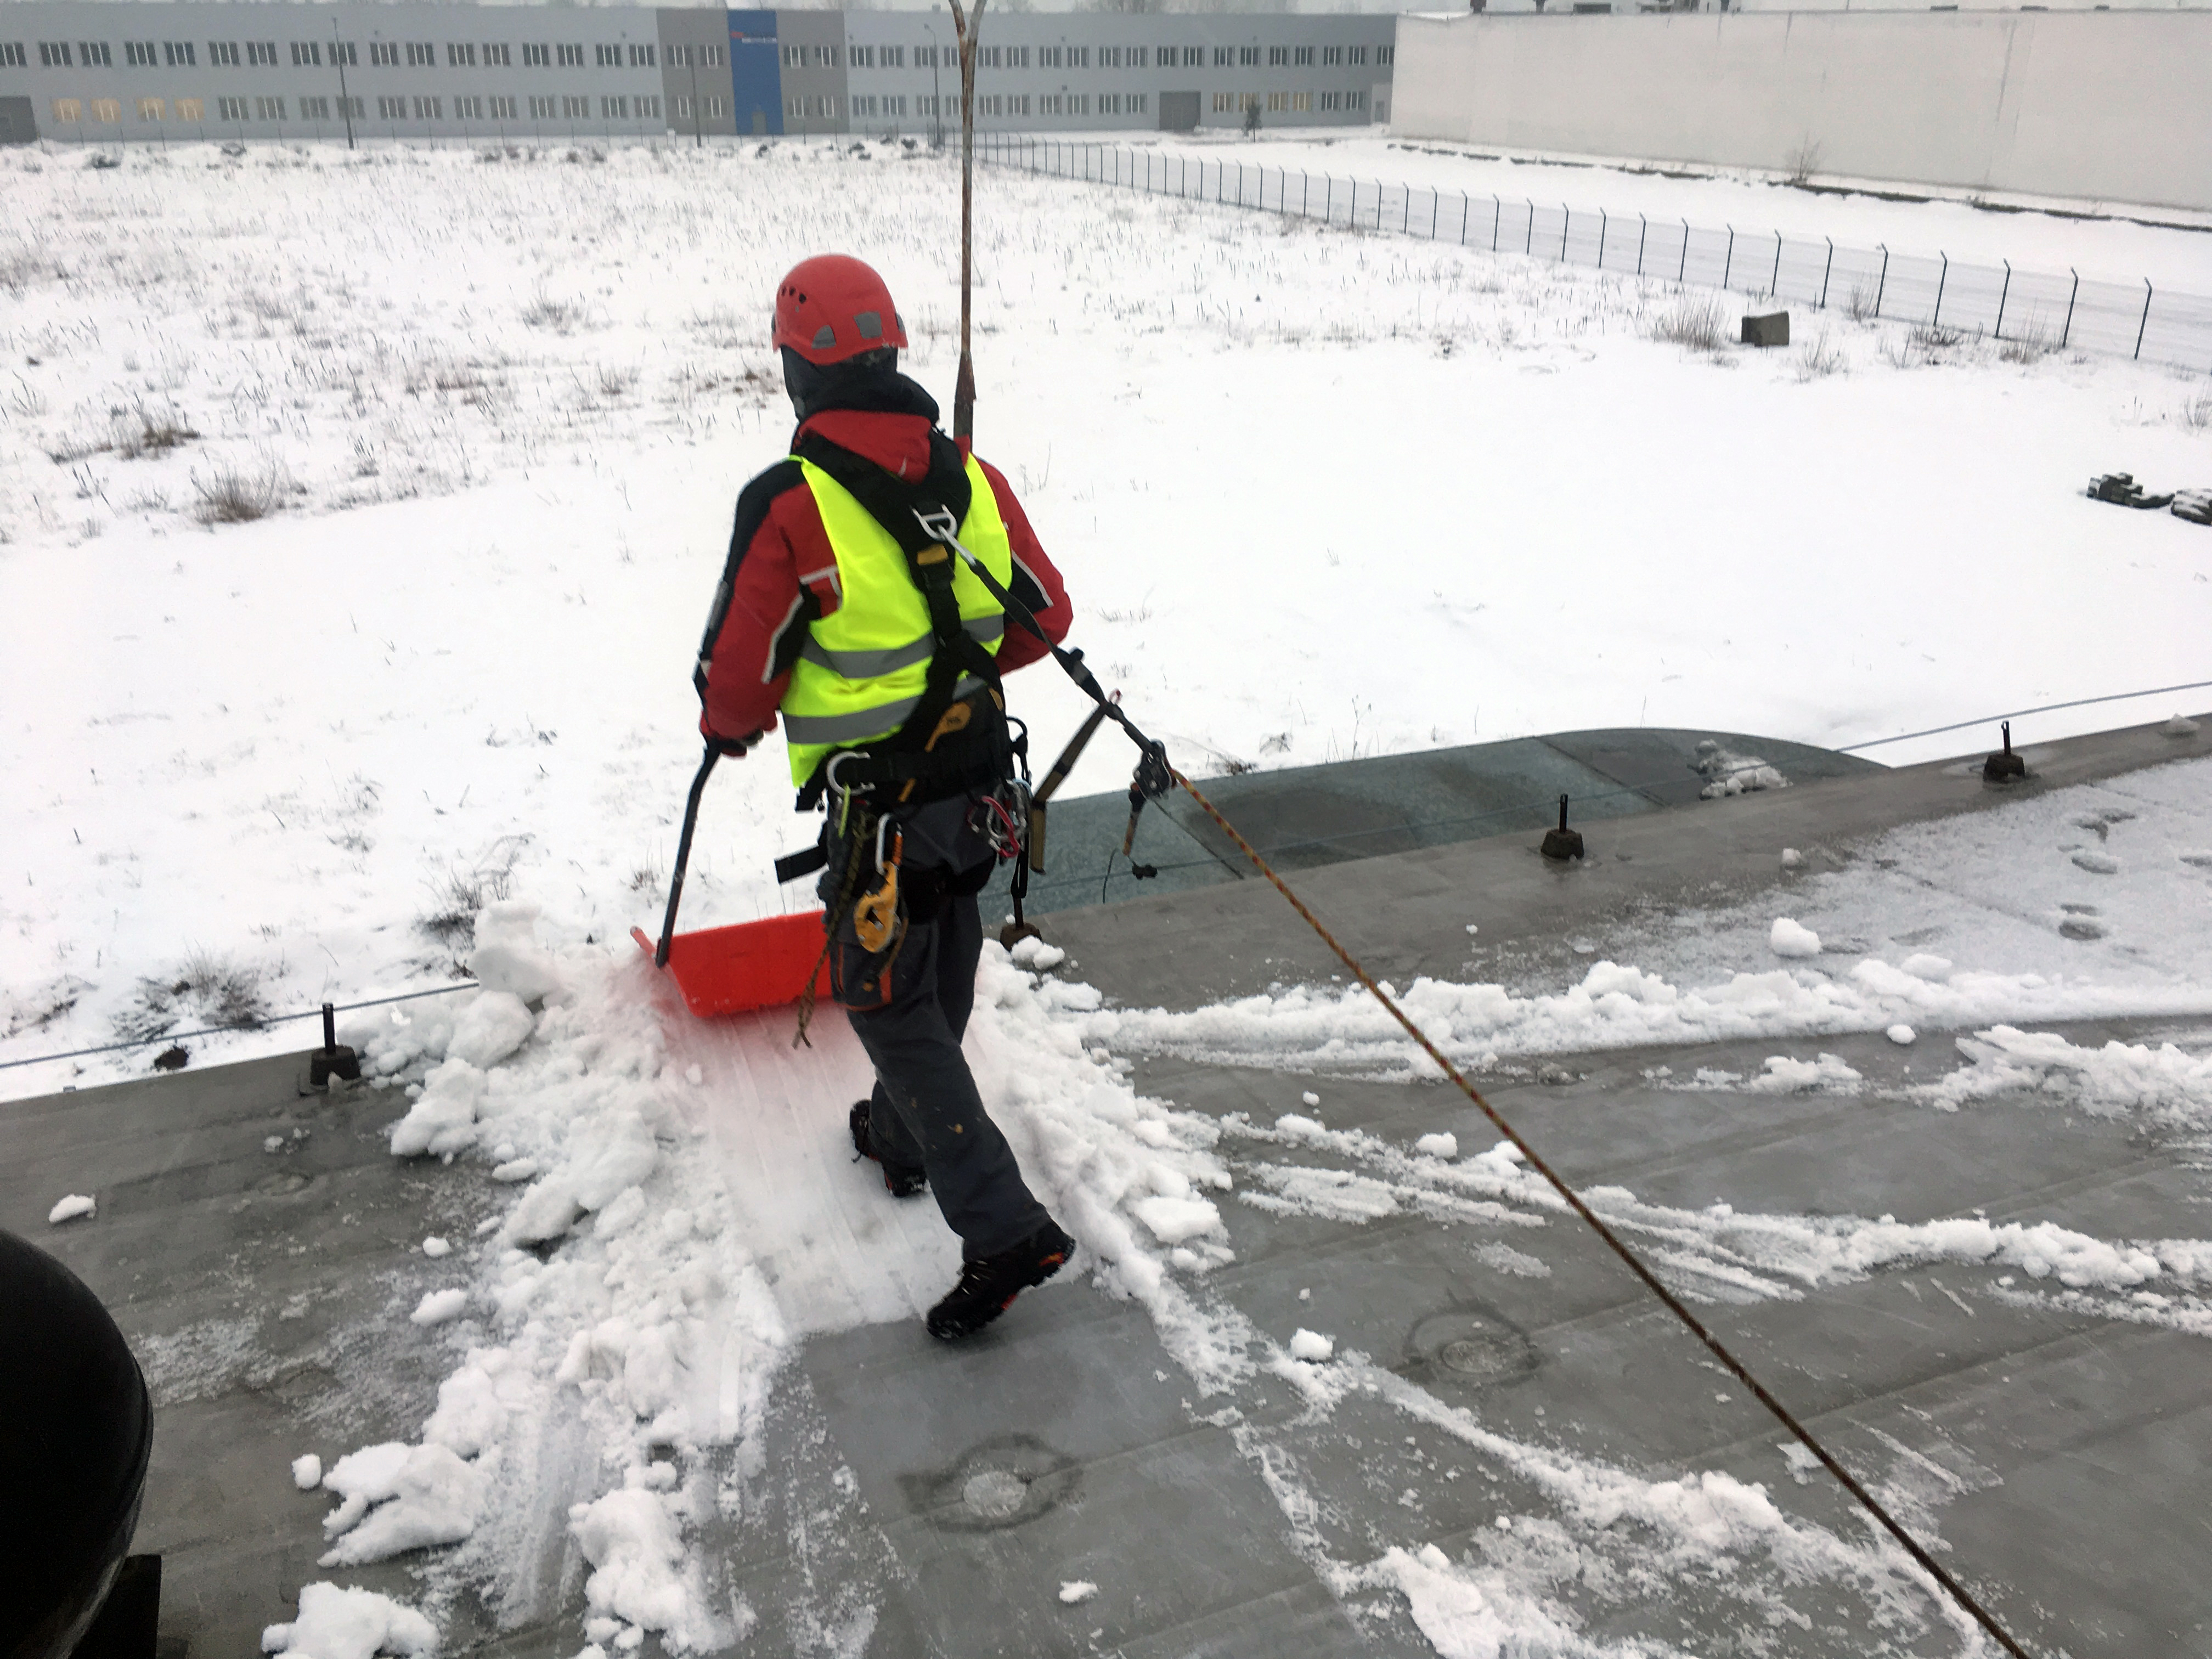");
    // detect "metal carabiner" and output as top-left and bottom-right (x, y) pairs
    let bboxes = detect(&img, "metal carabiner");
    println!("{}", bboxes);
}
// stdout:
(912, 505), (961, 546)
(874, 814), (902, 875)
(826, 749), (864, 836)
